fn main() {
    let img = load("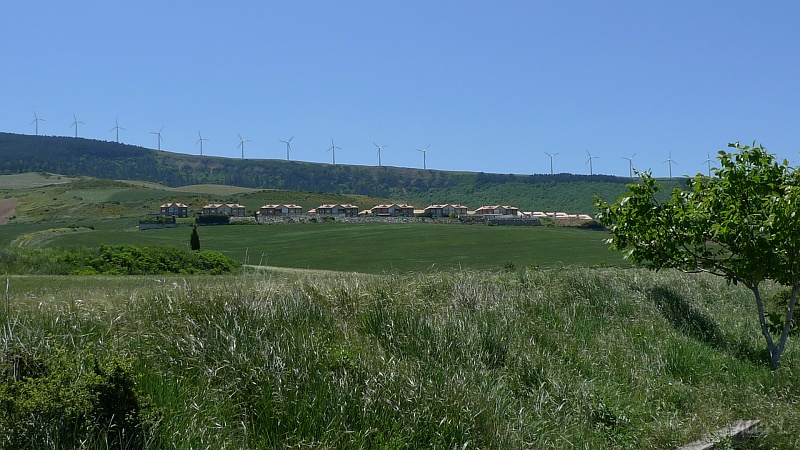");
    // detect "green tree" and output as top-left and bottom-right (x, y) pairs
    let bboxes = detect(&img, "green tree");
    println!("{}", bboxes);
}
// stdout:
(190, 226), (201, 251)
(595, 142), (799, 369)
